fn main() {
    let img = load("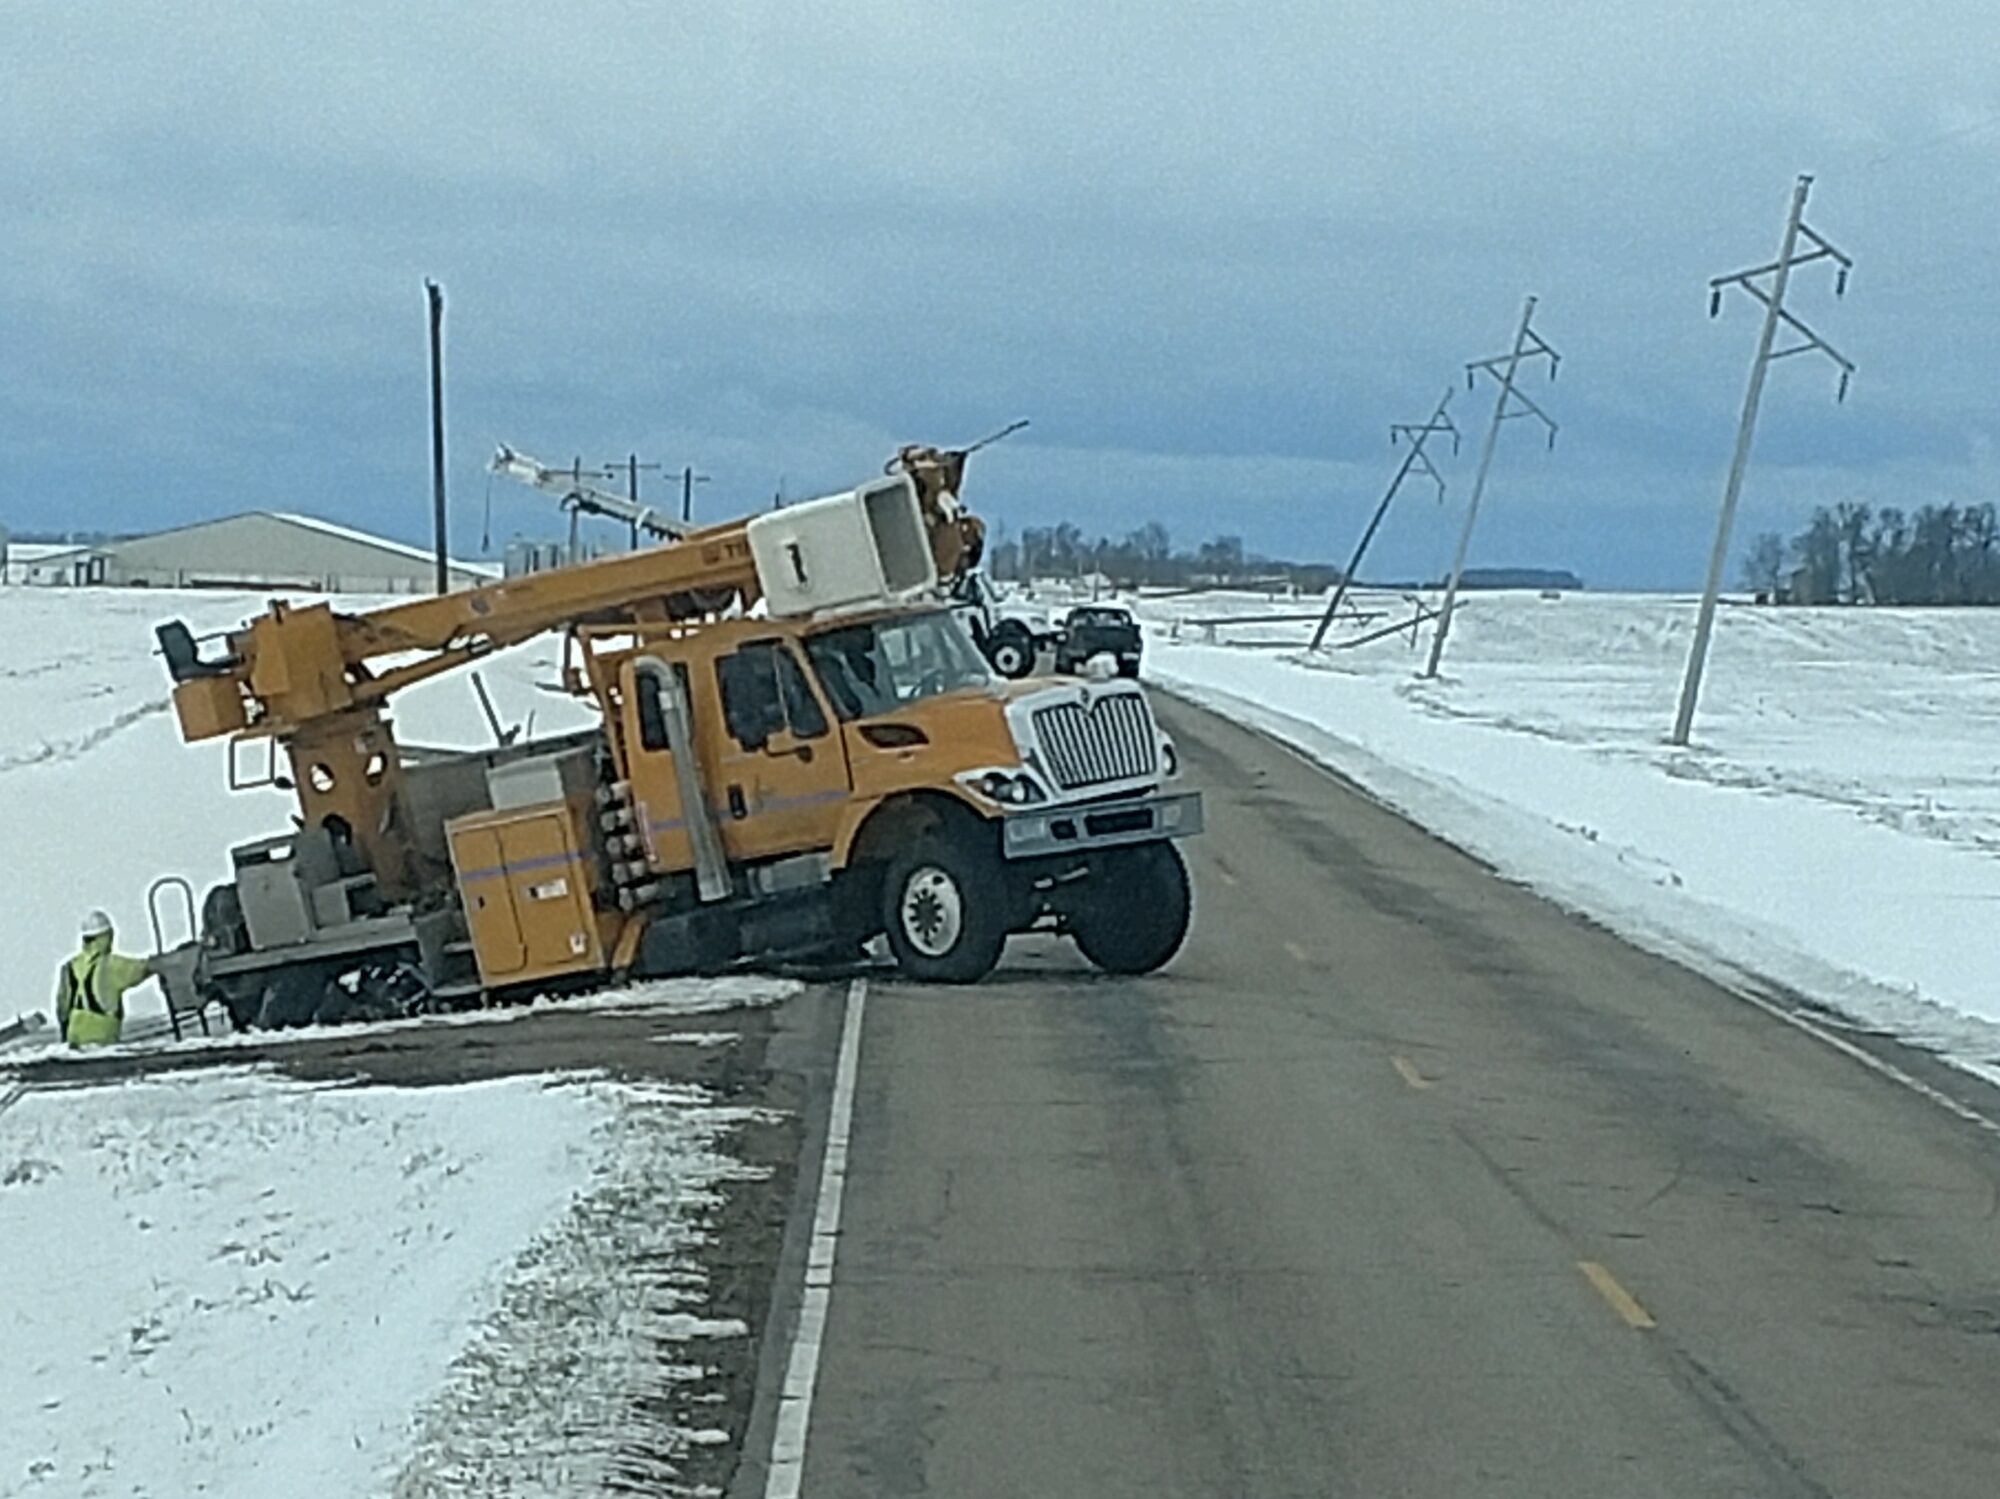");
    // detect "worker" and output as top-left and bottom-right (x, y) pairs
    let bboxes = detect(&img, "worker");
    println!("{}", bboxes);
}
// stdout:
(54, 909), (156, 1047)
